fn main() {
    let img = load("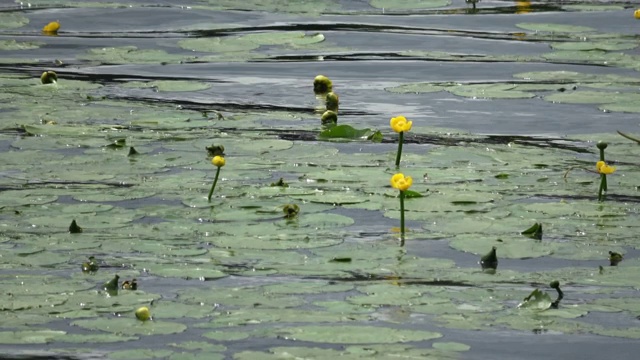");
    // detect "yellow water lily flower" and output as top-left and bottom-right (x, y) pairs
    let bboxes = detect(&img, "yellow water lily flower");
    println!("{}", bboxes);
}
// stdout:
(390, 115), (412, 133)
(212, 155), (225, 167)
(42, 20), (60, 35)
(390, 173), (413, 191)
(635, 9), (640, 19)
(596, 161), (615, 174)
